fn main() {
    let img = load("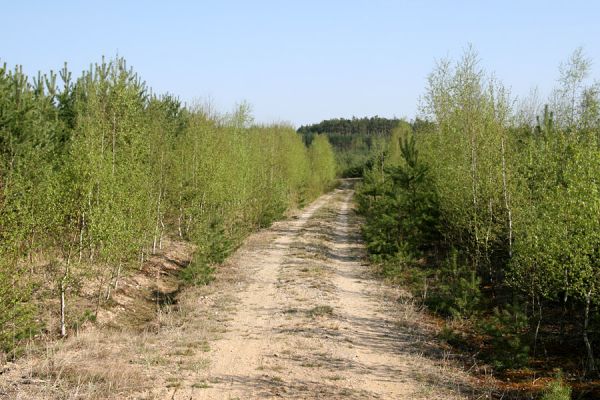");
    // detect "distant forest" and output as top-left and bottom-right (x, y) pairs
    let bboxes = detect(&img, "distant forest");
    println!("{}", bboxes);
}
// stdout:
(298, 116), (413, 177)
(297, 116), (401, 149)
